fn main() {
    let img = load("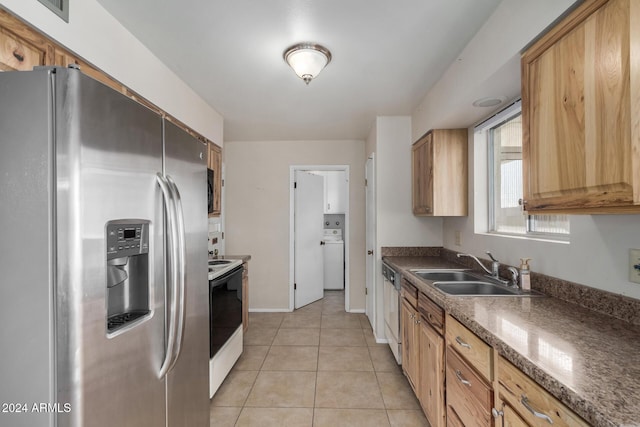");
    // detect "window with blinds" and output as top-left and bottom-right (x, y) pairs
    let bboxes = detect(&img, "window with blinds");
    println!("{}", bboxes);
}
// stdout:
(482, 101), (569, 238)
(38, 0), (68, 22)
